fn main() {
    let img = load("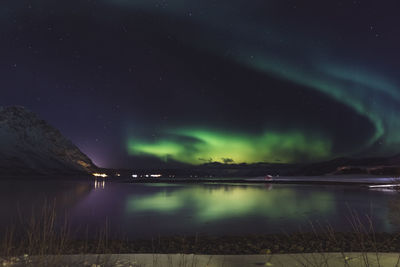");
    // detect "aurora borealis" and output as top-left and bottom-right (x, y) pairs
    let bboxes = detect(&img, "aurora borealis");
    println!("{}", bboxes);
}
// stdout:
(127, 128), (331, 164)
(2, 0), (400, 167)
